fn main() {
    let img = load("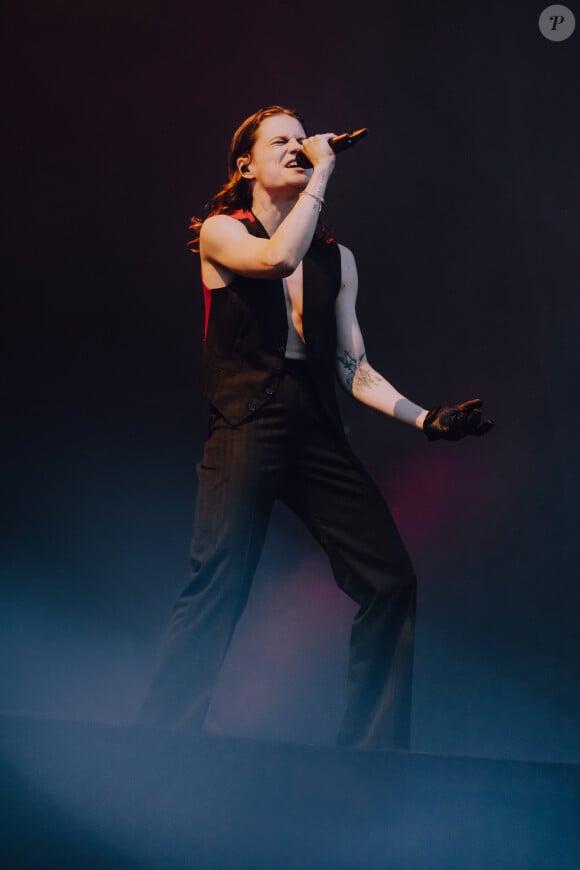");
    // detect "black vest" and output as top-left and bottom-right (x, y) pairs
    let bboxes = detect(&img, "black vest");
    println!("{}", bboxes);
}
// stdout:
(201, 211), (343, 428)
